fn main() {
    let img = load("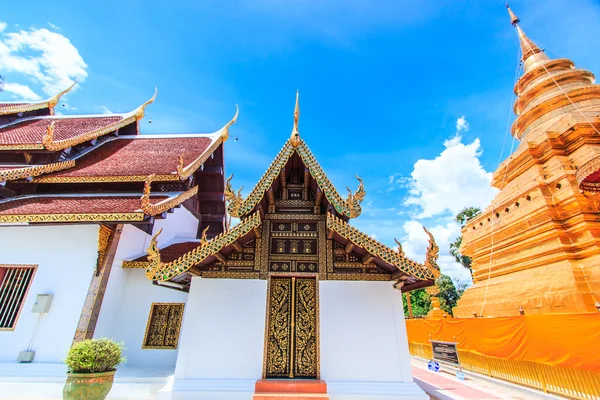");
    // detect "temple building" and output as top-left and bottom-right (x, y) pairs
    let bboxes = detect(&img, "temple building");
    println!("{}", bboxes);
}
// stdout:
(0, 86), (437, 399)
(135, 93), (438, 399)
(455, 6), (600, 317)
(0, 83), (233, 371)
